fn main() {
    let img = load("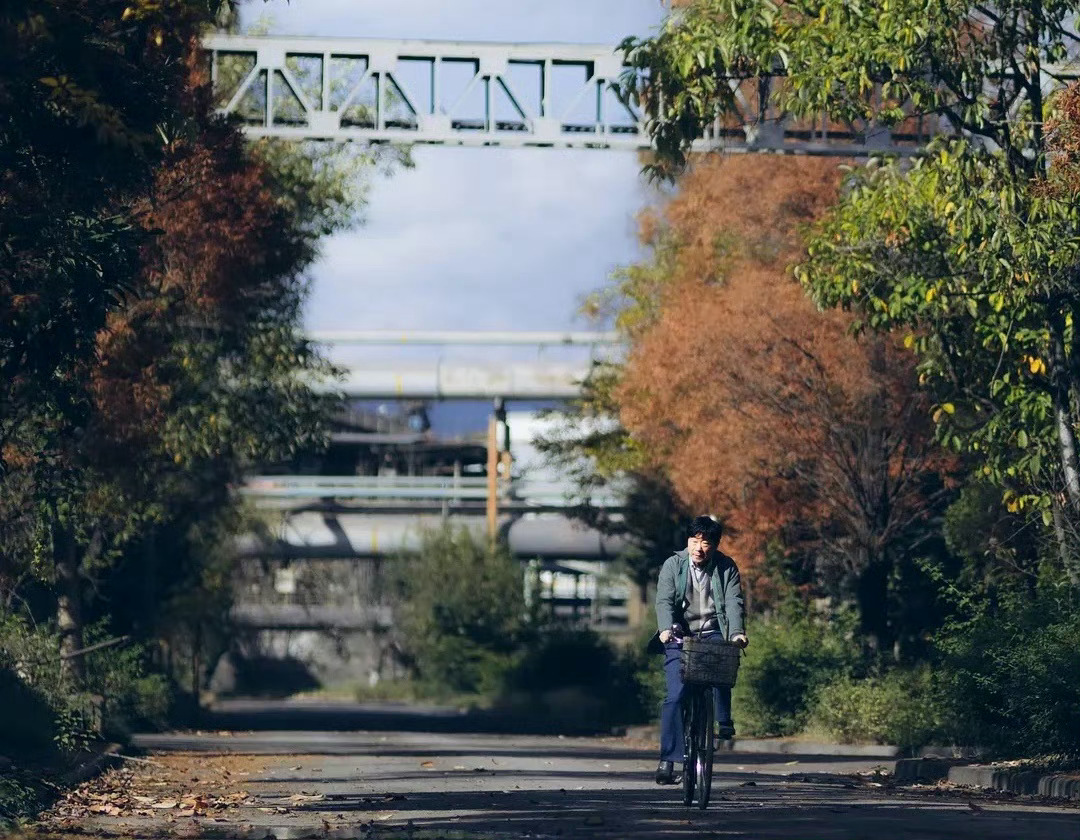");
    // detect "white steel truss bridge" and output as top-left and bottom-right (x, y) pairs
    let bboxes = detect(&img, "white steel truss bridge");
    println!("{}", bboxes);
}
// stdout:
(202, 33), (938, 155)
